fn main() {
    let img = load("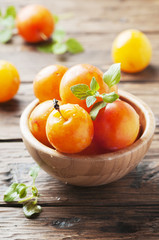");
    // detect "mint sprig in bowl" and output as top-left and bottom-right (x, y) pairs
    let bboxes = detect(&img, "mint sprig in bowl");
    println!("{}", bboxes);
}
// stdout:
(20, 64), (155, 186)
